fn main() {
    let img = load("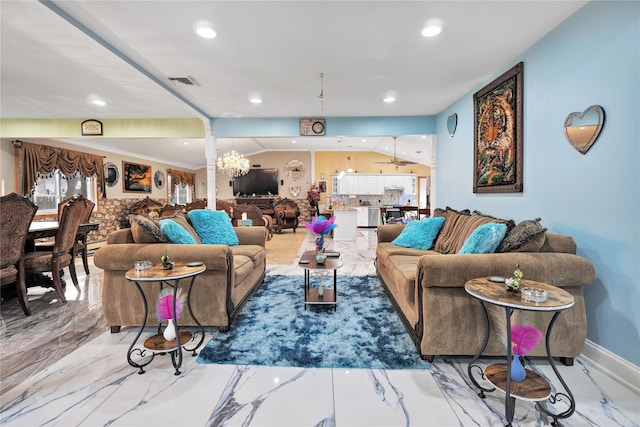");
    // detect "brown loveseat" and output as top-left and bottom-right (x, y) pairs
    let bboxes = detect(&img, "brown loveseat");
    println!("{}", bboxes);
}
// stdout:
(376, 209), (595, 363)
(94, 225), (267, 332)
